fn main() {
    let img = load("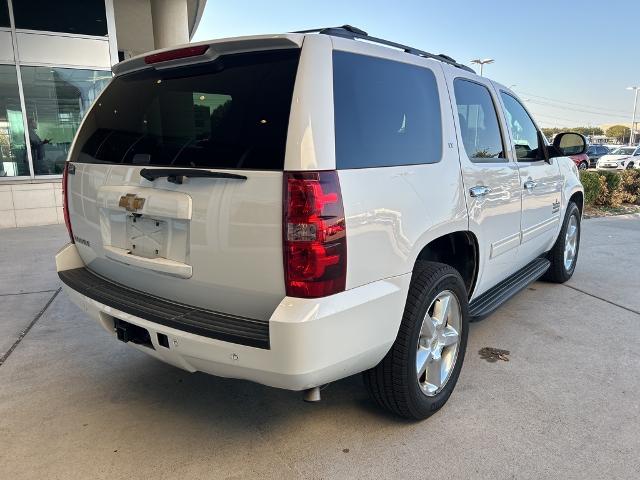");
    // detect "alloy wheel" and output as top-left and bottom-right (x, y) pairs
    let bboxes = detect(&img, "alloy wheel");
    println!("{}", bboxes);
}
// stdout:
(563, 214), (579, 271)
(416, 290), (462, 396)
